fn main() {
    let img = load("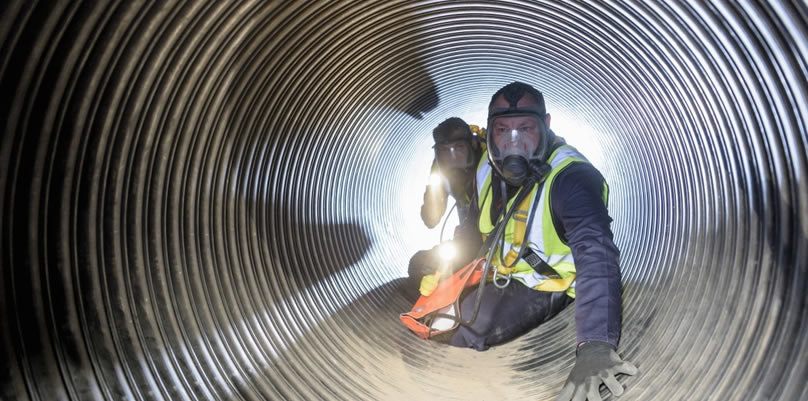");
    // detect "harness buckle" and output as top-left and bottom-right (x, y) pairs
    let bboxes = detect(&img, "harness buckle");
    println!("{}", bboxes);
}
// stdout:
(493, 271), (511, 288)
